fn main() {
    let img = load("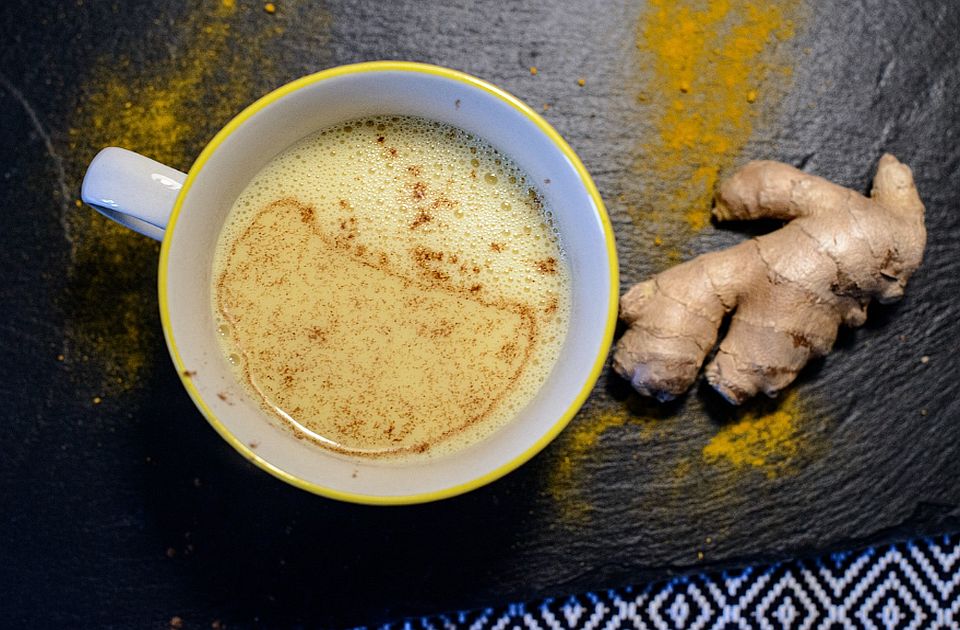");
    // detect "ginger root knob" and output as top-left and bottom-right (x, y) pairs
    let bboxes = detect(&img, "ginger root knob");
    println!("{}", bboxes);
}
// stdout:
(613, 154), (926, 404)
